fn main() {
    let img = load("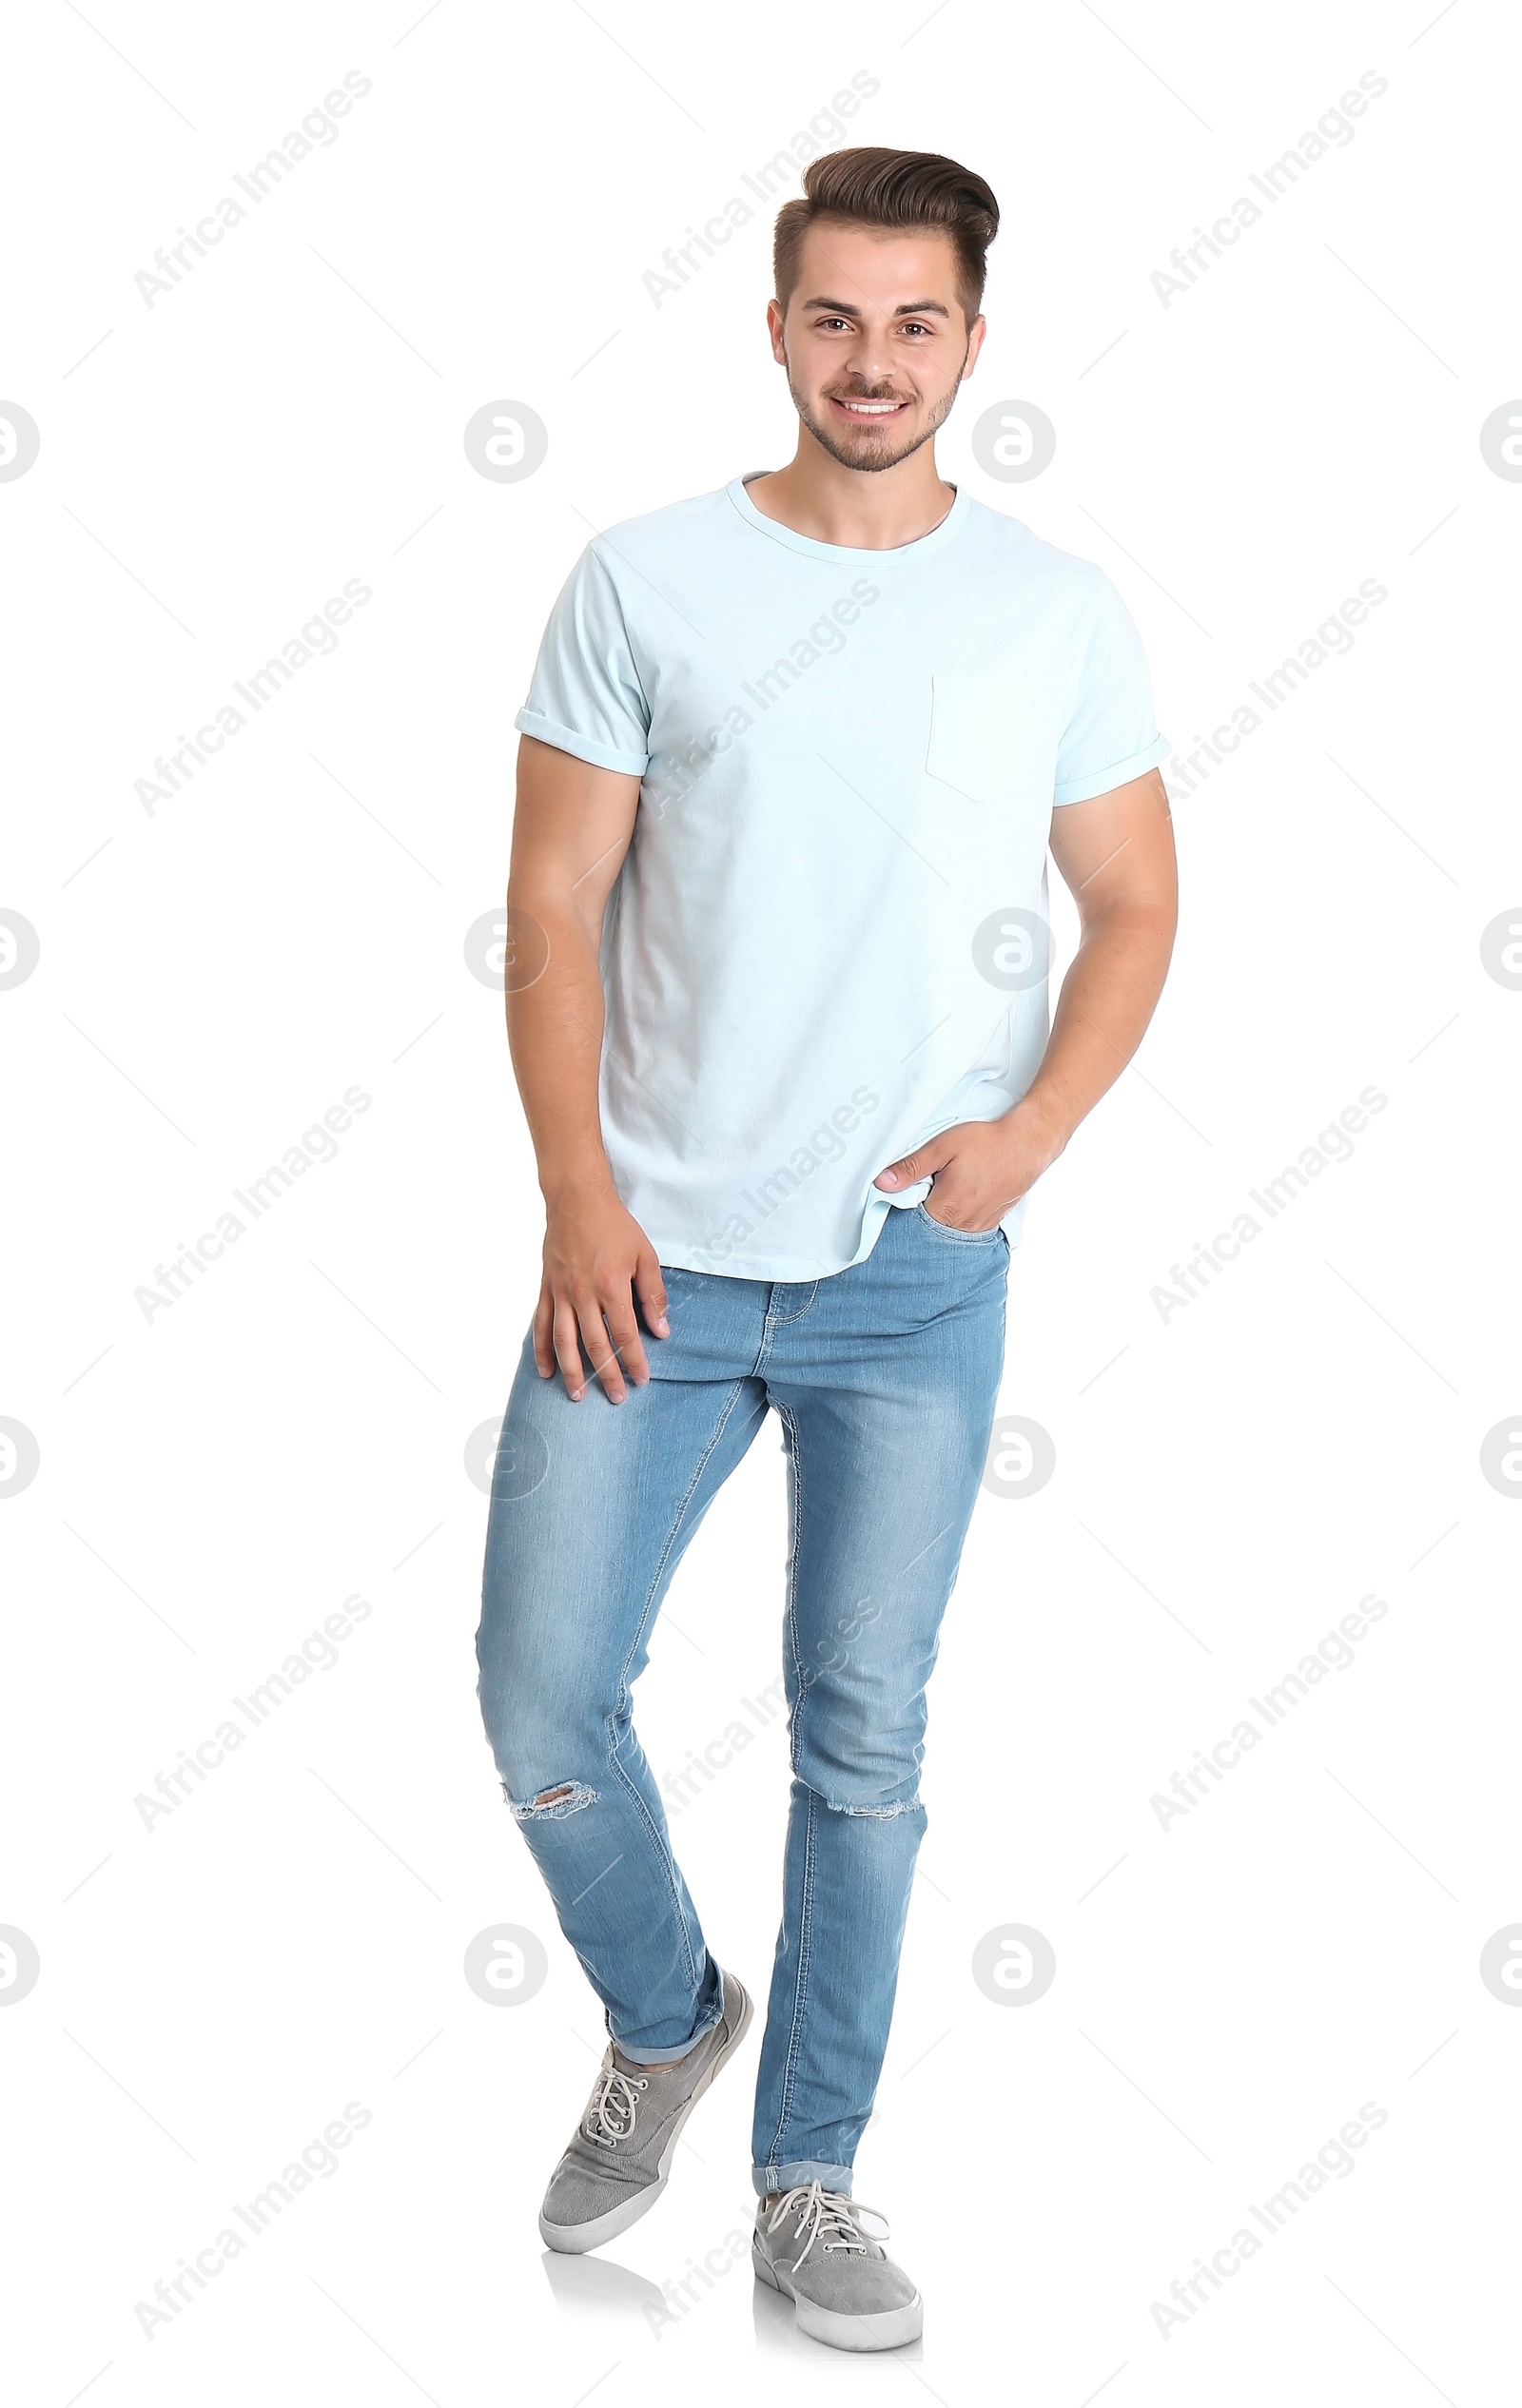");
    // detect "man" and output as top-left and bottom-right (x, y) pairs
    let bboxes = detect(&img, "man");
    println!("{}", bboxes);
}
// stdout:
(477, 146), (1177, 2353)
